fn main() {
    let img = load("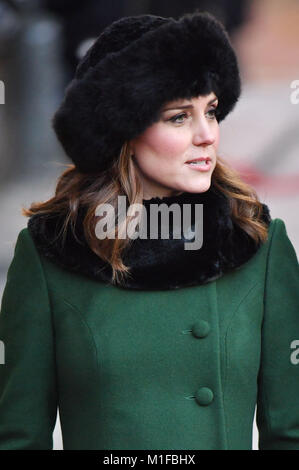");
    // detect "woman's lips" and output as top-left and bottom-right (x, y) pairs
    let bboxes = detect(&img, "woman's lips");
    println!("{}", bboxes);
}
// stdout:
(185, 157), (212, 172)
